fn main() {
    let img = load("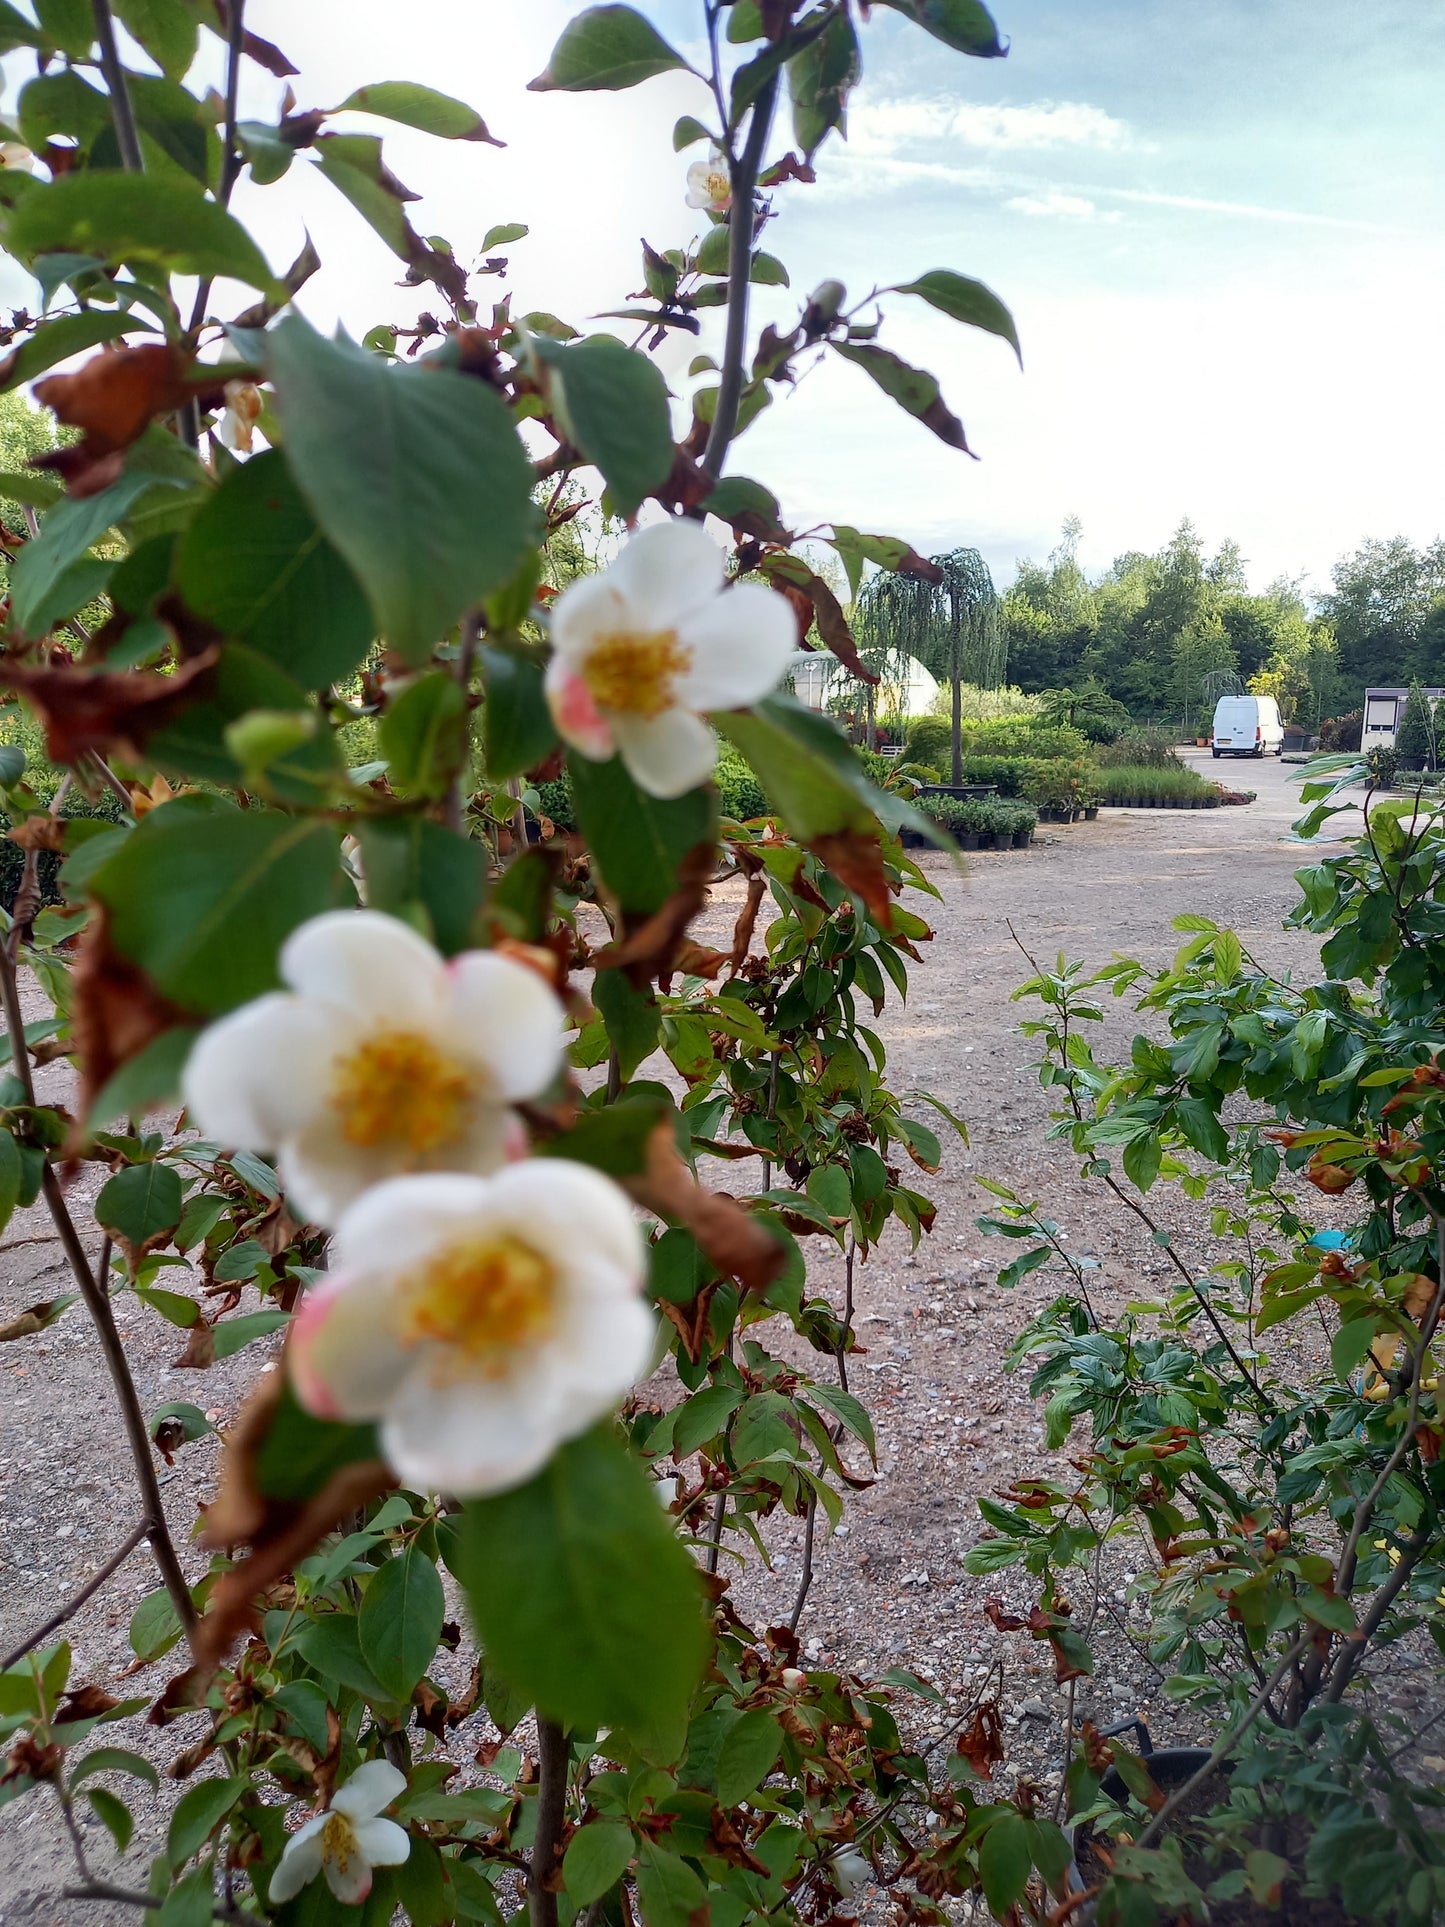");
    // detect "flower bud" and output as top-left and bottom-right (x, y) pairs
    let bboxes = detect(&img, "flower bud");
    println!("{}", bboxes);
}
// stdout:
(780, 1666), (806, 1692)
(223, 707), (316, 776)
